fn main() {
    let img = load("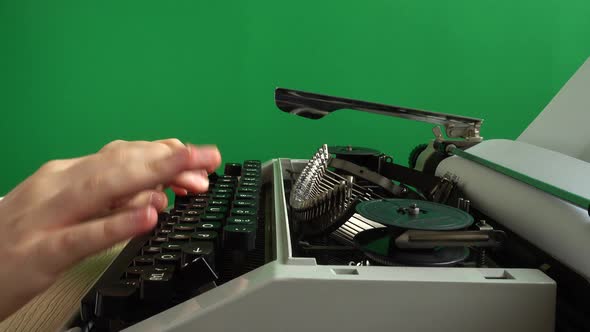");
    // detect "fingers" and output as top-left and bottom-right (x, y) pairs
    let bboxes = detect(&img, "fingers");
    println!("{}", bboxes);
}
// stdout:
(44, 141), (220, 228)
(111, 190), (168, 212)
(37, 205), (158, 276)
(169, 170), (209, 193)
